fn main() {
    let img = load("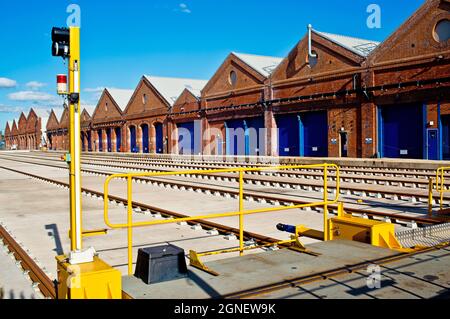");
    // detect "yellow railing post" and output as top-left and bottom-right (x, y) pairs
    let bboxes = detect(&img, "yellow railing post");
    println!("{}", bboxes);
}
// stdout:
(239, 169), (244, 256)
(127, 176), (133, 276)
(440, 169), (444, 210)
(428, 178), (433, 216)
(323, 165), (328, 241)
